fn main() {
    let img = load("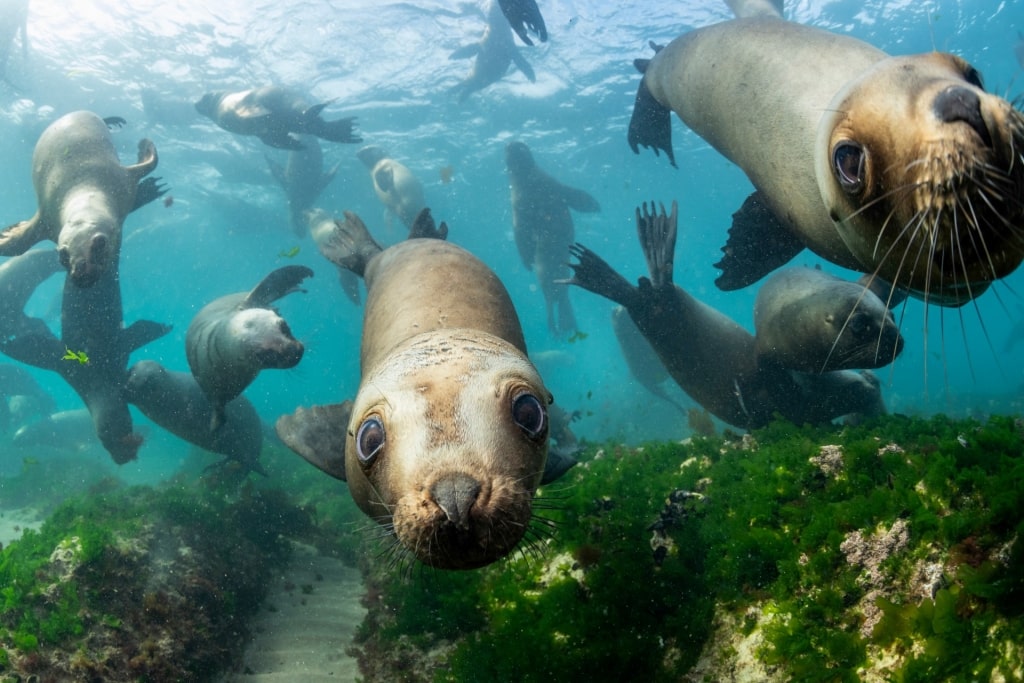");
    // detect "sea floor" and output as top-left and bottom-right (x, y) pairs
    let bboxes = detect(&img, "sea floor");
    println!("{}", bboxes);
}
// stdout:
(0, 506), (42, 549)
